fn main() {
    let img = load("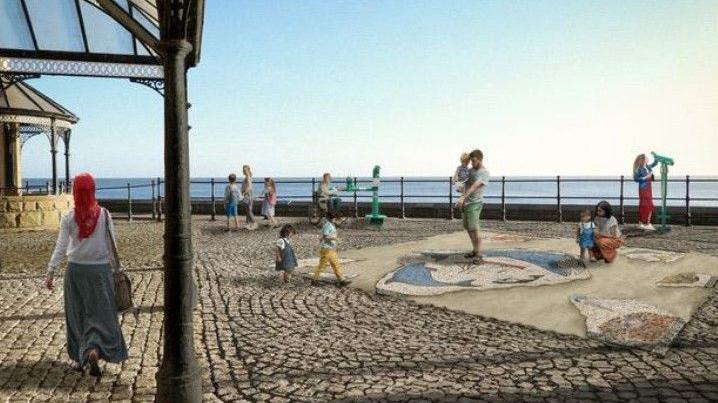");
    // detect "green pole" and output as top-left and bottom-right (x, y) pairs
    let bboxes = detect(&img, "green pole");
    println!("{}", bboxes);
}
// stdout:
(651, 152), (674, 232)
(366, 165), (386, 227)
